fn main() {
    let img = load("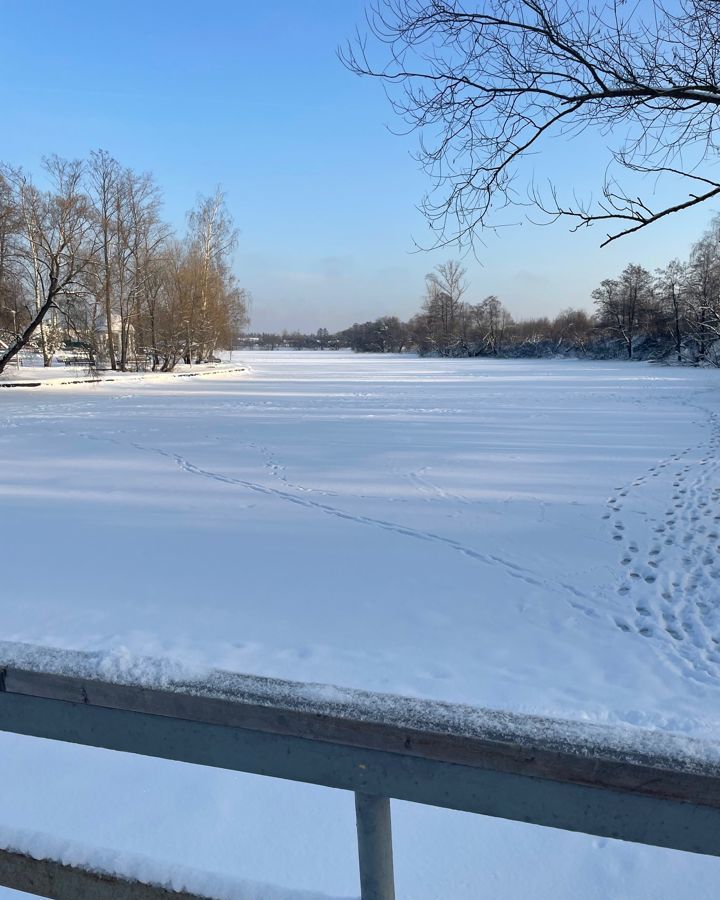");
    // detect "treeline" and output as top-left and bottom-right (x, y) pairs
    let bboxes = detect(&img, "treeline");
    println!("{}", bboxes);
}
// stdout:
(0, 152), (249, 375)
(267, 216), (720, 363)
(238, 329), (339, 351)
